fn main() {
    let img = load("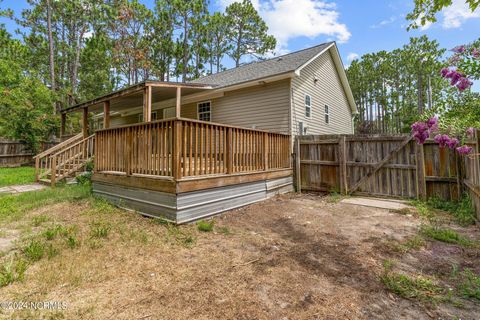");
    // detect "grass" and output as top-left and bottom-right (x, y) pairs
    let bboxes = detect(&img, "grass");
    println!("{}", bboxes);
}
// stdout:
(0, 184), (91, 223)
(381, 260), (445, 302)
(90, 221), (111, 238)
(22, 240), (46, 262)
(456, 269), (480, 300)
(420, 225), (476, 247)
(197, 220), (214, 232)
(0, 167), (36, 187)
(427, 195), (476, 226)
(0, 258), (27, 287)
(389, 235), (426, 253)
